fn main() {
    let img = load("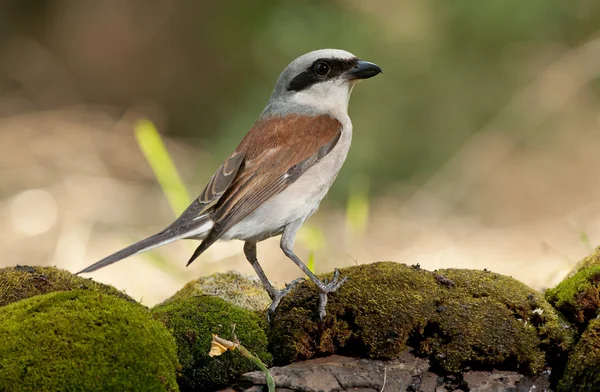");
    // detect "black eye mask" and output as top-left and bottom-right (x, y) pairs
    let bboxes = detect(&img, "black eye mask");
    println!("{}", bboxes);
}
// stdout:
(287, 57), (359, 92)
